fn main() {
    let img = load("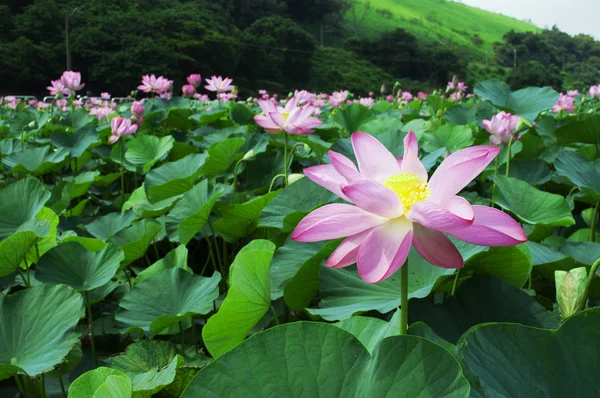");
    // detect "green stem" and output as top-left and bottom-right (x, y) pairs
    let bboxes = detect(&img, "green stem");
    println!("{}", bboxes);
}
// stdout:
(400, 262), (409, 335)
(58, 375), (67, 398)
(35, 243), (41, 263)
(18, 269), (31, 288)
(85, 292), (97, 366)
(179, 321), (185, 348)
(209, 222), (223, 273)
(123, 268), (133, 289)
(283, 134), (289, 187)
(579, 257), (600, 311)
(491, 156), (499, 207)
(270, 305), (280, 325)
(40, 373), (47, 398)
(268, 174), (286, 193)
(24, 258), (31, 287)
(191, 318), (198, 352)
(119, 140), (125, 195)
(505, 136), (514, 177)
(230, 159), (244, 204)
(14, 375), (25, 397)
(451, 268), (461, 296)
(590, 201), (599, 242)
(203, 230), (218, 273)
